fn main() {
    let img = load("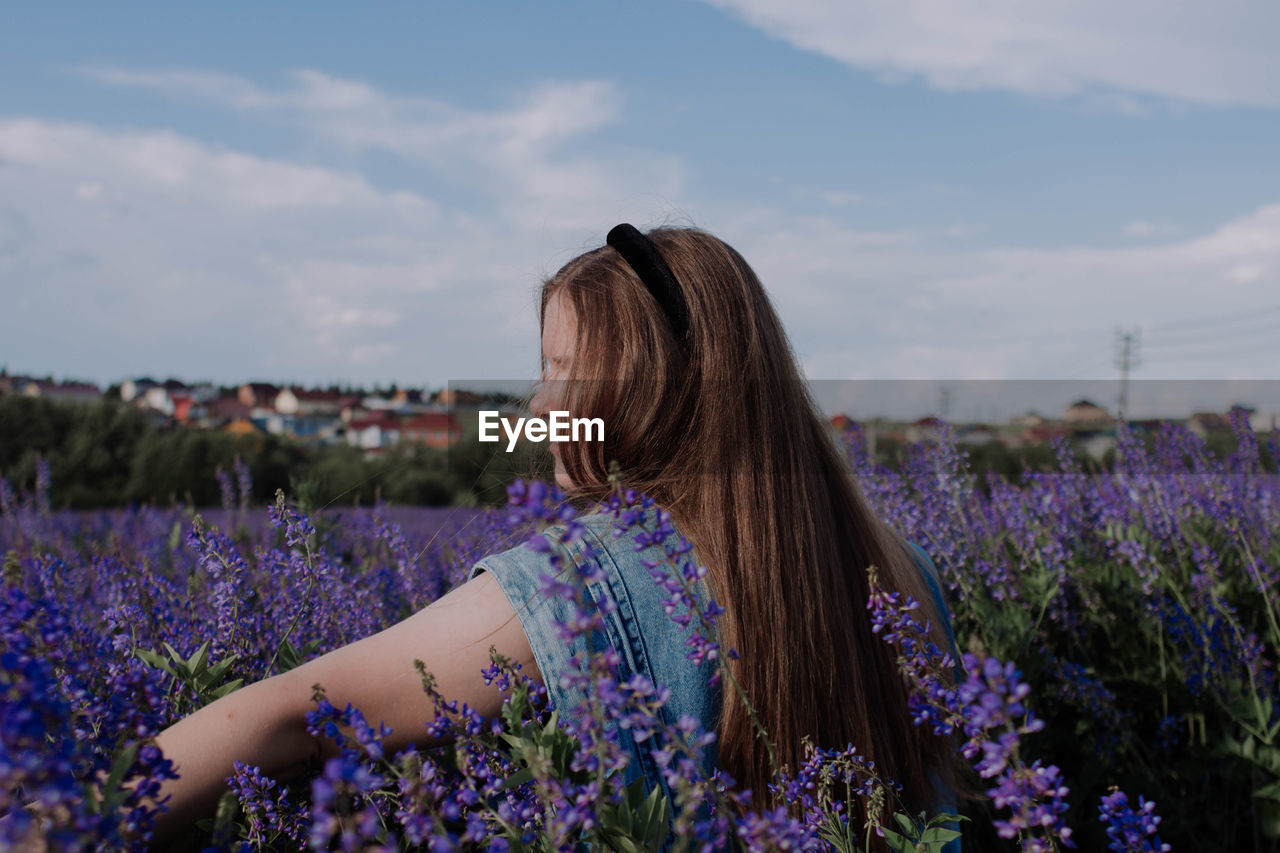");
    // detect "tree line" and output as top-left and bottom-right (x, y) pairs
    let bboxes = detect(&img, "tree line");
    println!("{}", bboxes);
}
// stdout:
(0, 396), (548, 509)
(1, 396), (1268, 510)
